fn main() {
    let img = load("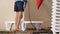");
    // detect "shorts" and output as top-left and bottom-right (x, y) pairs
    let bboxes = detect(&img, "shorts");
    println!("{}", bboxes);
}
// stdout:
(14, 1), (24, 12)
